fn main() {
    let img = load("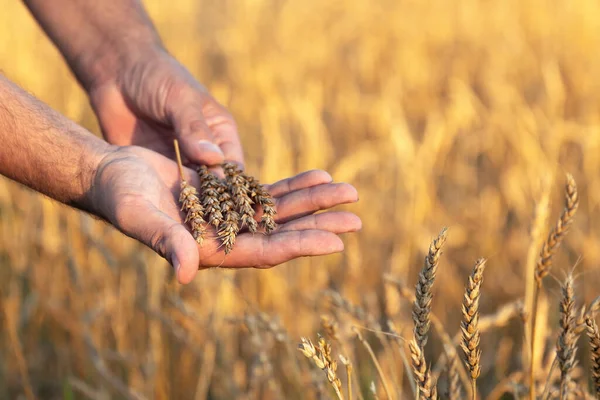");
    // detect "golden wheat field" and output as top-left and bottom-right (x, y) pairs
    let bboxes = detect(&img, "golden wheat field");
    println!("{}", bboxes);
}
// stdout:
(3, 0), (600, 399)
